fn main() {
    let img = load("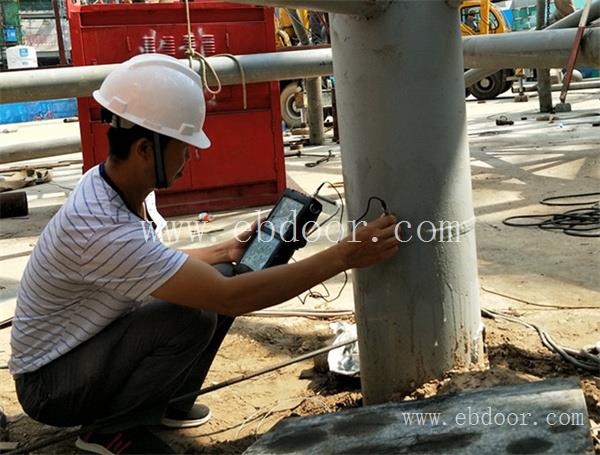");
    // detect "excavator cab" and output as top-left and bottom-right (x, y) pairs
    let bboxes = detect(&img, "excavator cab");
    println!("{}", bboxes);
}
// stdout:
(461, 0), (514, 99)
